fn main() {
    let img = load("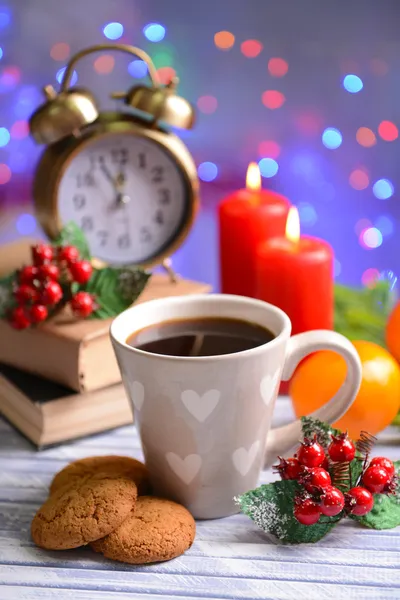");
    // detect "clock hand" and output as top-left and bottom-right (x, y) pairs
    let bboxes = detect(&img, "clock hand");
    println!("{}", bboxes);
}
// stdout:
(99, 160), (115, 186)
